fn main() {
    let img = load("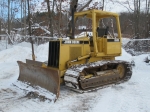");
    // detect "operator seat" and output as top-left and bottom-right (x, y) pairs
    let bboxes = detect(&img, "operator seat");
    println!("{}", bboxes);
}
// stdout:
(97, 26), (109, 37)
